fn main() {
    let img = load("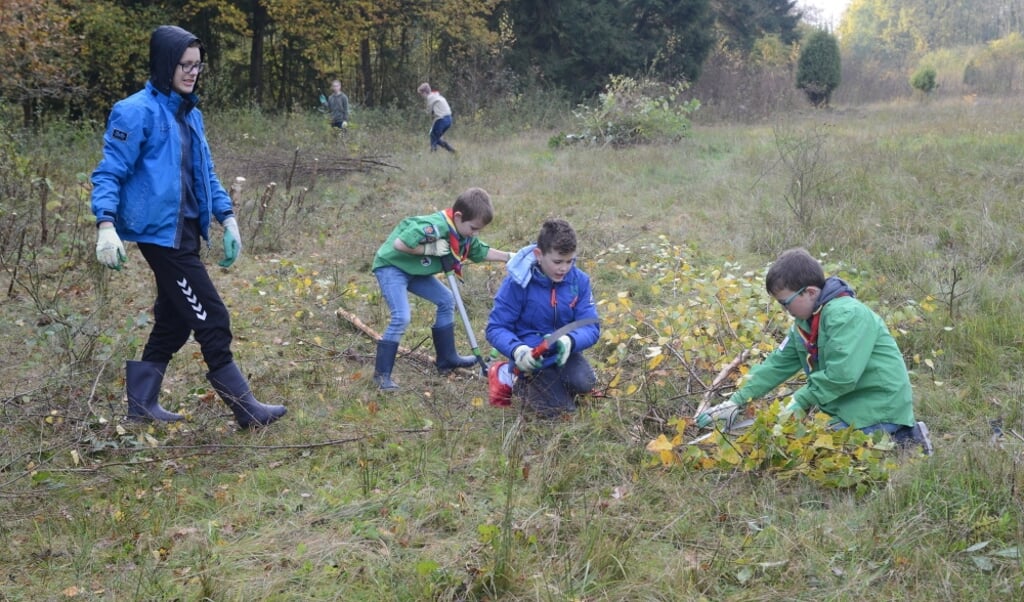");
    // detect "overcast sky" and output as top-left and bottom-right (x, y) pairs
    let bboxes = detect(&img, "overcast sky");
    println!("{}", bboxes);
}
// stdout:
(797, 0), (853, 27)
